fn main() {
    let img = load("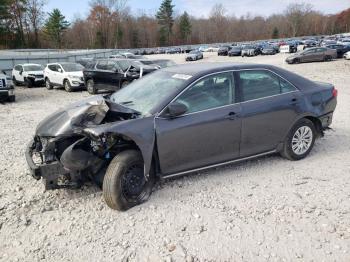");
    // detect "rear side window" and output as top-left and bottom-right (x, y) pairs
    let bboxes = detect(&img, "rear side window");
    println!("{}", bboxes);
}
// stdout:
(239, 70), (296, 102)
(106, 61), (117, 71)
(96, 61), (108, 70)
(117, 61), (131, 71)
